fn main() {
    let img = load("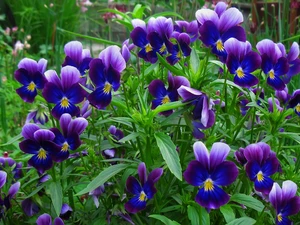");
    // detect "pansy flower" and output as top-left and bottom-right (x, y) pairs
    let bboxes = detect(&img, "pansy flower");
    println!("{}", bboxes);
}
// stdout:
(89, 185), (105, 208)
(88, 46), (126, 109)
(184, 141), (238, 209)
(125, 162), (163, 214)
(275, 87), (290, 105)
(269, 180), (300, 225)
(167, 32), (191, 65)
(277, 42), (300, 84)
(50, 113), (88, 162)
(149, 74), (190, 116)
(174, 20), (199, 42)
(25, 105), (48, 125)
(268, 98), (283, 113)
(256, 39), (289, 90)
(14, 58), (48, 103)
(234, 147), (247, 166)
(288, 89), (300, 116)
(196, 2), (246, 58)
(21, 198), (40, 217)
(36, 213), (64, 225)
(60, 203), (72, 220)
(62, 41), (92, 77)
(0, 171), (20, 212)
(103, 125), (124, 160)
(19, 124), (61, 173)
(244, 142), (280, 194)
(224, 38), (261, 88)
(42, 66), (86, 119)
(178, 86), (215, 139)
(121, 39), (134, 63)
